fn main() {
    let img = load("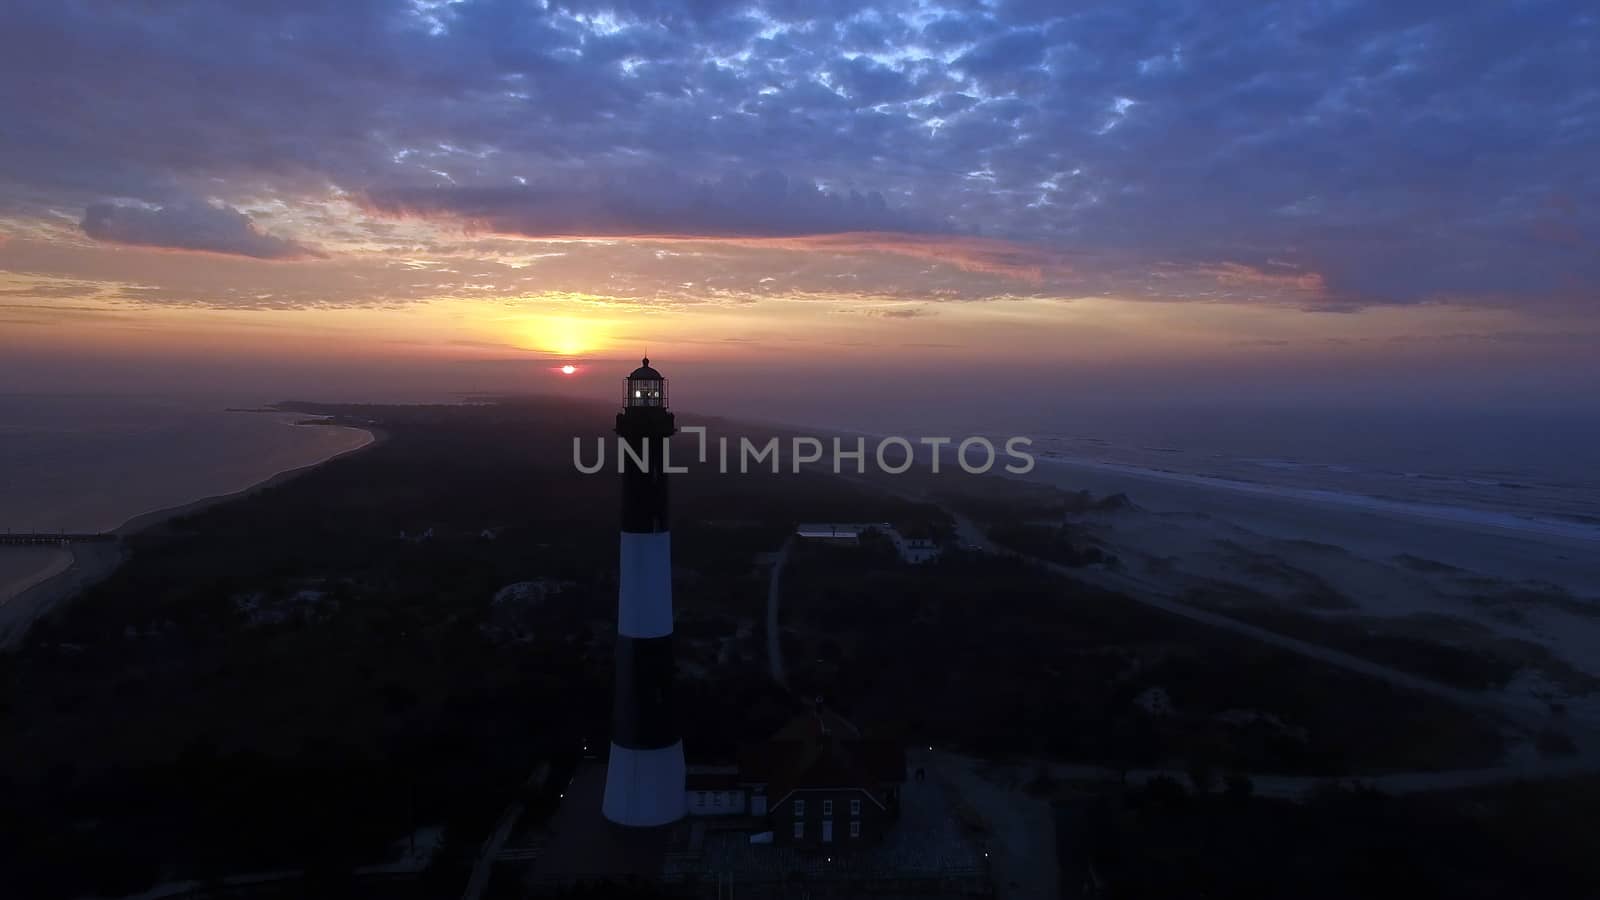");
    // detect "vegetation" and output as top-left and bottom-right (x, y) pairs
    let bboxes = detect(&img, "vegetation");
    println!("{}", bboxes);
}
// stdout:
(1182, 589), (1595, 693)
(0, 397), (1571, 899)
(986, 521), (1122, 568)
(0, 398), (925, 898)
(1081, 777), (1600, 899)
(777, 542), (1503, 775)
